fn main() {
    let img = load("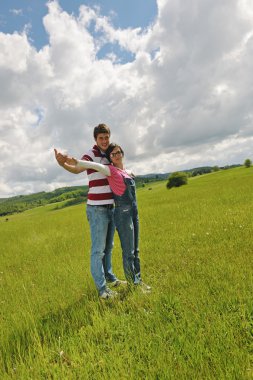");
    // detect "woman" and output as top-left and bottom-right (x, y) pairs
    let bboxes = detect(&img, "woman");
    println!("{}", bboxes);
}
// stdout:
(69, 143), (150, 292)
